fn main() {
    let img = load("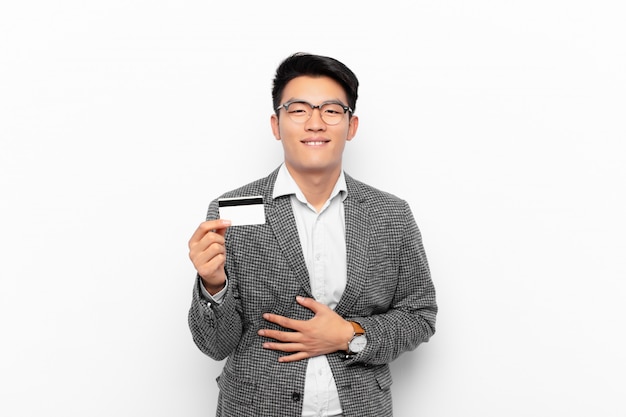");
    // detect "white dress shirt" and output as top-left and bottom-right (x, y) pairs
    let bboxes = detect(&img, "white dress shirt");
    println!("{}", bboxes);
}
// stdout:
(202, 163), (347, 417)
